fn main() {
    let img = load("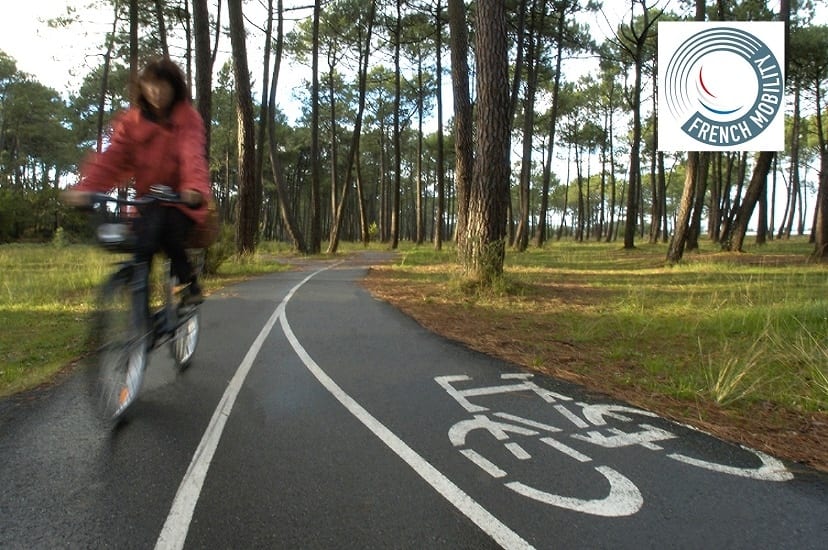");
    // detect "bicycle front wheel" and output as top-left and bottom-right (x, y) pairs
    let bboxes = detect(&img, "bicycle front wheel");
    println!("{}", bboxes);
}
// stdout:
(171, 306), (200, 369)
(91, 269), (148, 422)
